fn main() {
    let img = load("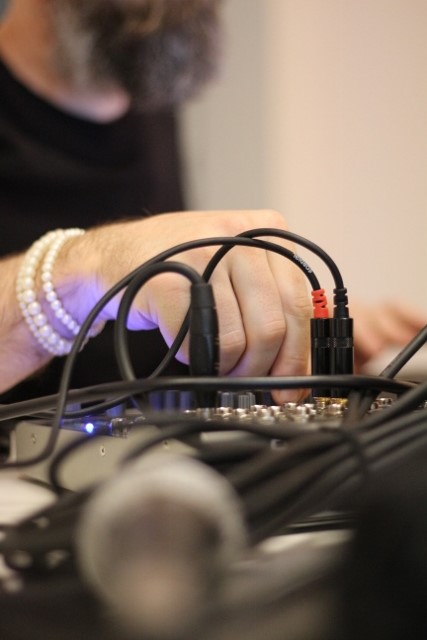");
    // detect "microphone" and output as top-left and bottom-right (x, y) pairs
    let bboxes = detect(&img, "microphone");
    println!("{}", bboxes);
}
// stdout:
(75, 454), (246, 639)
